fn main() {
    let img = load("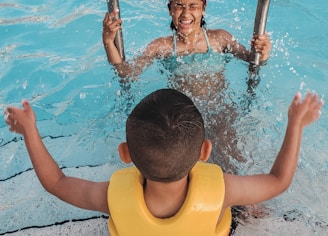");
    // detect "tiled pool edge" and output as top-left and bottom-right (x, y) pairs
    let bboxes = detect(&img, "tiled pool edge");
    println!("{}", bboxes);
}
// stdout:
(3, 216), (327, 236)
